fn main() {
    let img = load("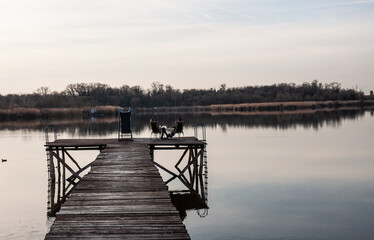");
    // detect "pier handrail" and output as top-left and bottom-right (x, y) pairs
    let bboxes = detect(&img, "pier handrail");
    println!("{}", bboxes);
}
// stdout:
(45, 124), (57, 143)
(194, 124), (206, 142)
